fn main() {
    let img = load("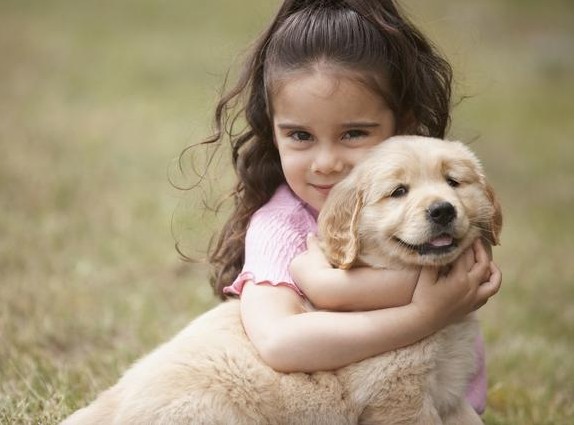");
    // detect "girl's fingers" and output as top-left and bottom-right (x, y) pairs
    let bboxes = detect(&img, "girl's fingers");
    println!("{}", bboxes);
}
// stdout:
(469, 242), (491, 282)
(464, 246), (475, 271)
(306, 233), (320, 250)
(469, 263), (490, 285)
(306, 232), (315, 245)
(474, 299), (488, 311)
(472, 239), (489, 266)
(476, 262), (502, 300)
